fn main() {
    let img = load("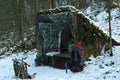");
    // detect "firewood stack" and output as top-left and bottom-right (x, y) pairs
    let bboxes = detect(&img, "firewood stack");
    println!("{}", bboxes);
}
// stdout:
(12, 58), (29, 79)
